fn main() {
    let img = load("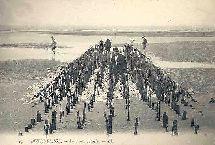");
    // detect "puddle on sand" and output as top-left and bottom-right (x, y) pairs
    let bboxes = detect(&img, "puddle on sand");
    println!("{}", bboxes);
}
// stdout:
(1, 47), (215, 69)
